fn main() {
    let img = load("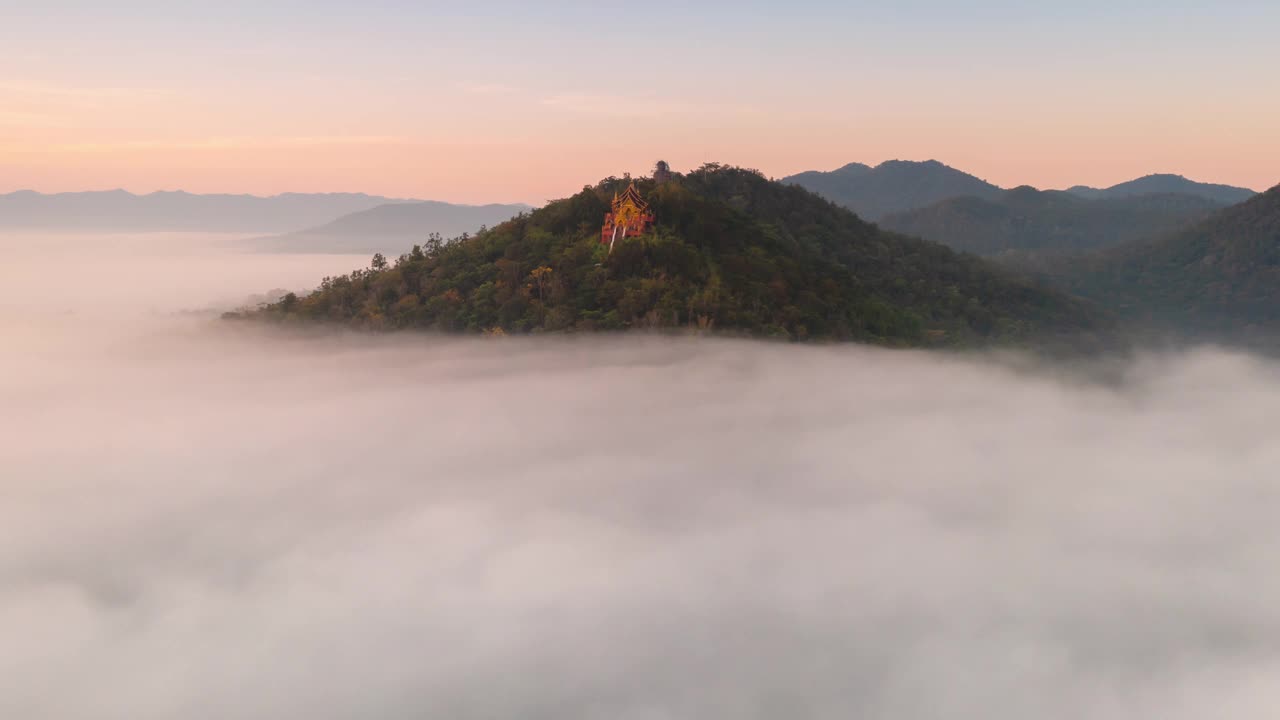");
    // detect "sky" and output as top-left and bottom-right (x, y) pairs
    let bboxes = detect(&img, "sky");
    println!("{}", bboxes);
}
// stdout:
(2, 0), (1278, 204)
